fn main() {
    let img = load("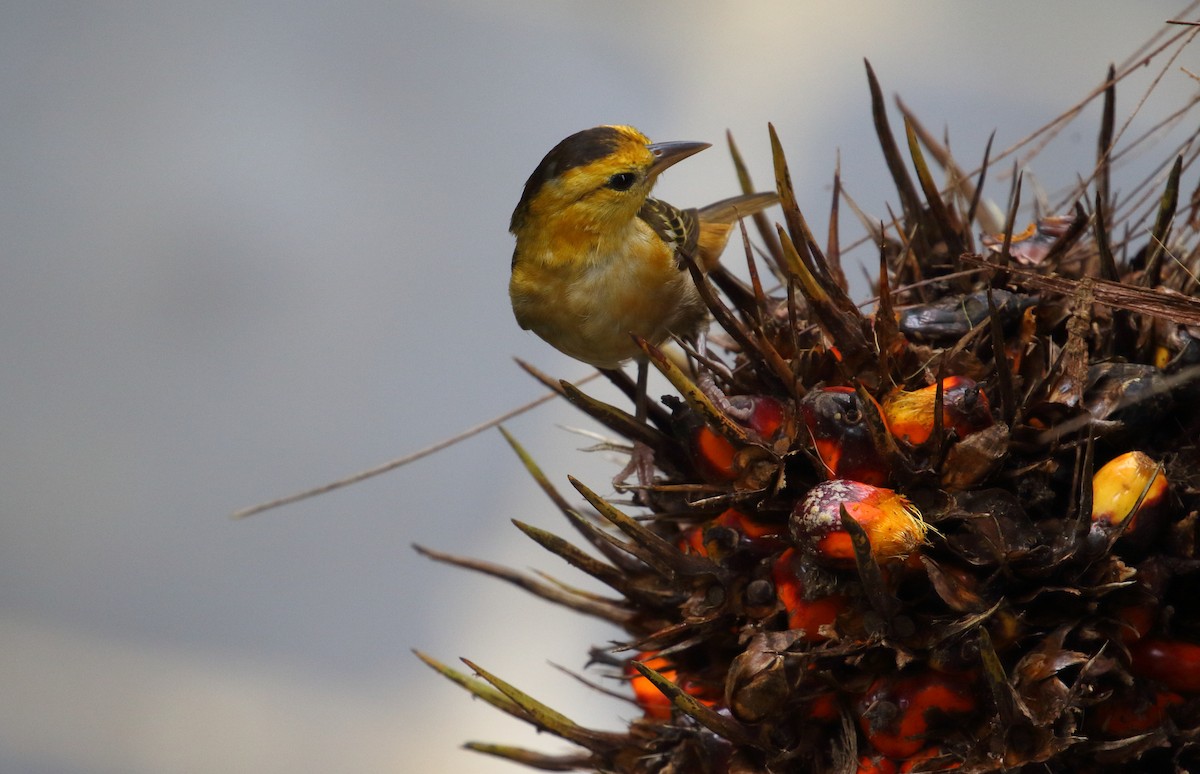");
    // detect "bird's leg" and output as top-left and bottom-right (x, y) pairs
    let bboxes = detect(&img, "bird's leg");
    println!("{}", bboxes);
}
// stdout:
(613, 357), (657, 490)
(693, 330), (753, 423)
